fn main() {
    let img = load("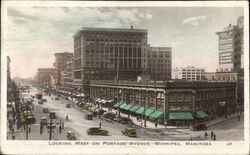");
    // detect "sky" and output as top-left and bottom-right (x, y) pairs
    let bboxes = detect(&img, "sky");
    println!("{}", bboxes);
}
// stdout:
(6, 7), (243, 78)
